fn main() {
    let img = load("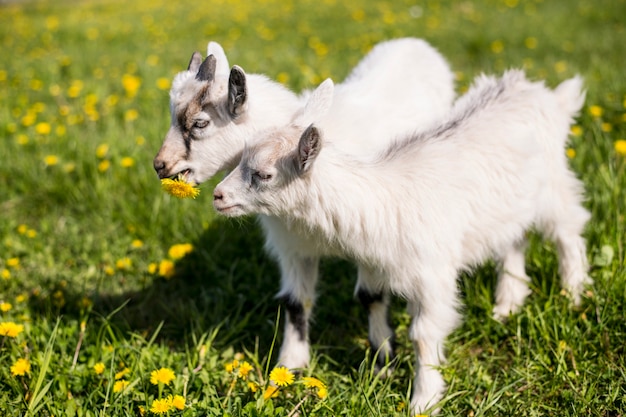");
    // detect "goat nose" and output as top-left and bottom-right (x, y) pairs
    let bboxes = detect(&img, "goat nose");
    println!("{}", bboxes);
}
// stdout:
(213, 189), (223, 201)
(153, 158), (166, 175)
